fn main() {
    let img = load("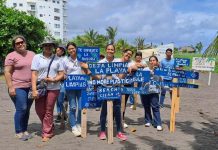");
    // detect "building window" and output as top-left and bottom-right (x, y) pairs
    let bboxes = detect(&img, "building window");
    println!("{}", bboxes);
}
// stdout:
(54, 8), (60, 13)
(53, 0), (55, 3)
(30, 5), (35, 10)
(13, 3), (17, 7)
(19, 3), (23, 7)
(40, 14), (43, 17)
(54, 24), (60, 28)
(54, 16), (60, 21)
(45, 0), (48, 1)
(57, 1), (60, 4)
(54, 32), (60, 36)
